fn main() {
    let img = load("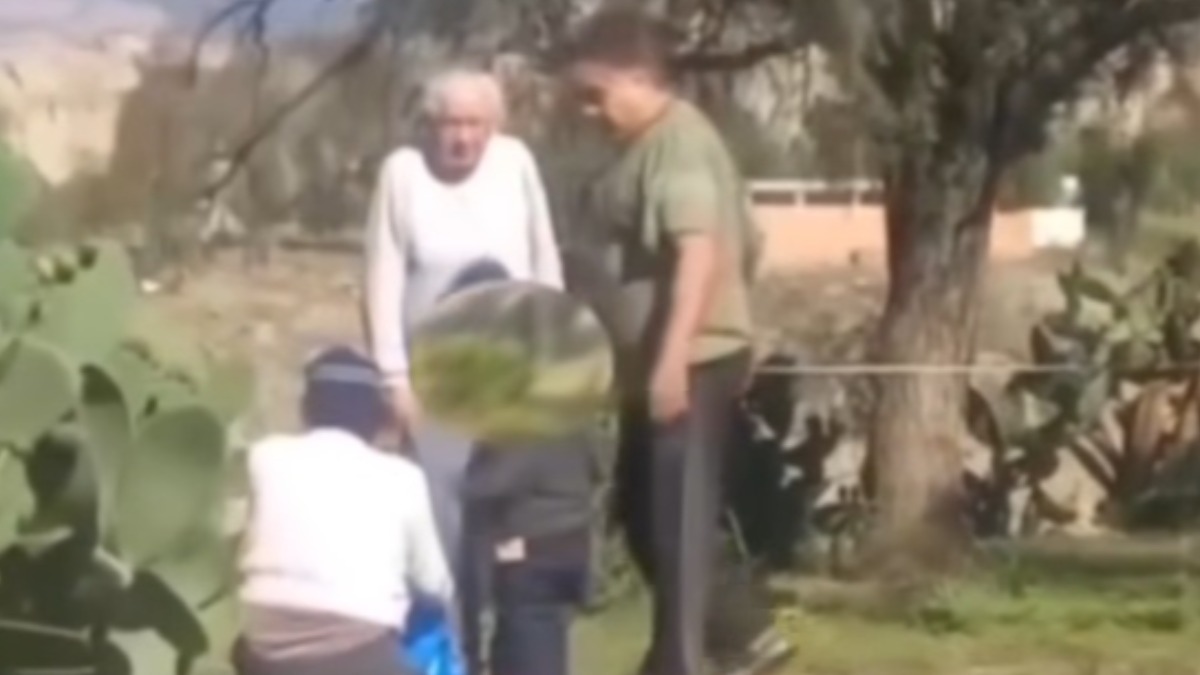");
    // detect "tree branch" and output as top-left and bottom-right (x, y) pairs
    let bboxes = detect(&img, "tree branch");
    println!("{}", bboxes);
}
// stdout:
(963, 0), (1200, 162)
(185, 0), (278, 85)
(688, 0), (739, 51)
(672, 36), (797, 70)
(1020, 1), (1200, 120)
(199, 24), (385, 202)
